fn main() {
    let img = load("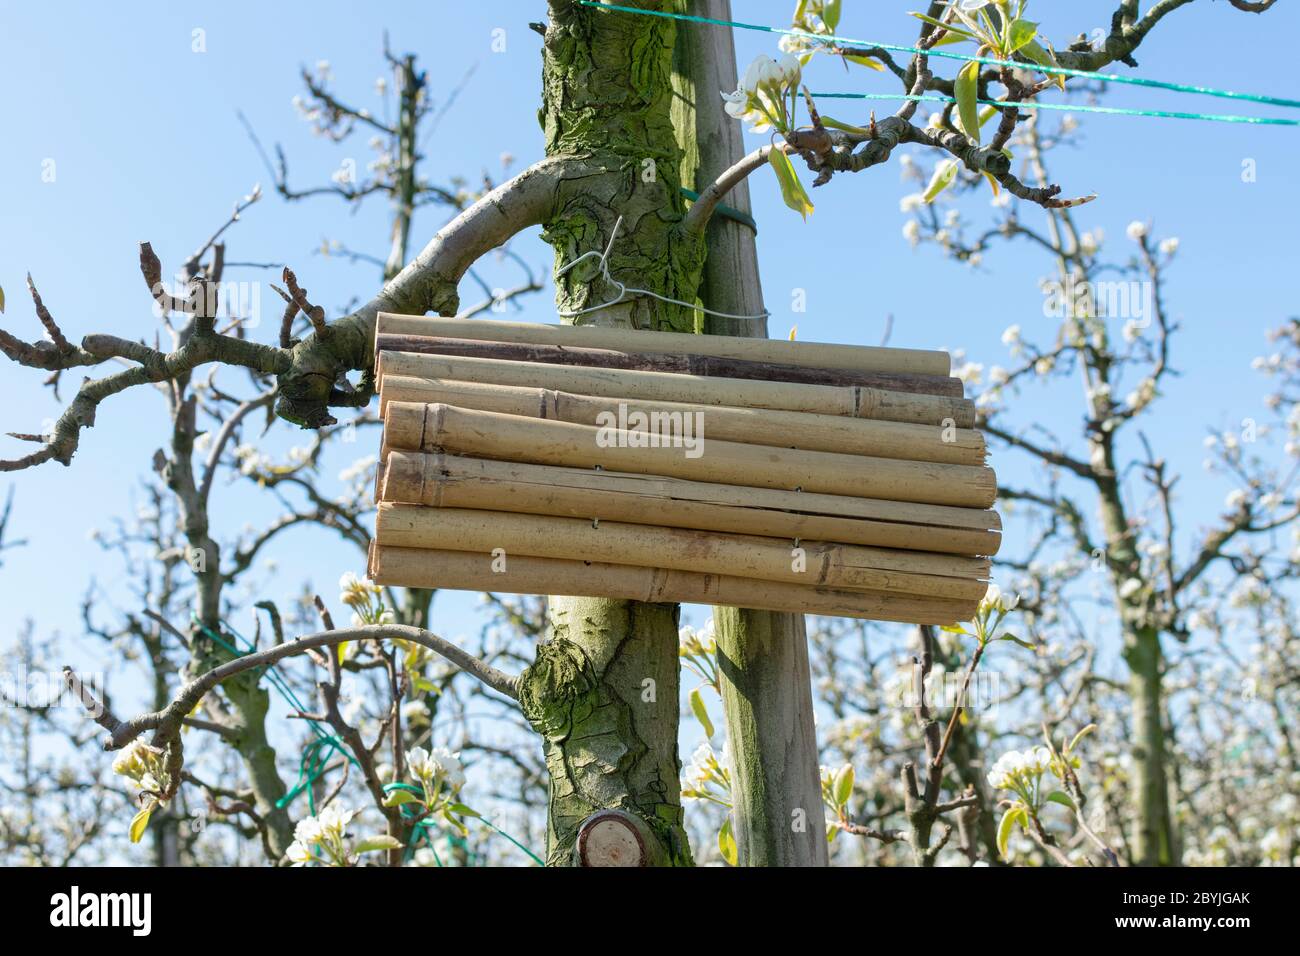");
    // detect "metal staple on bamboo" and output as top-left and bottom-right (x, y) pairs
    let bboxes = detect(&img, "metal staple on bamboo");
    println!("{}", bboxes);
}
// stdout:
(367, 314), (1001, 625)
